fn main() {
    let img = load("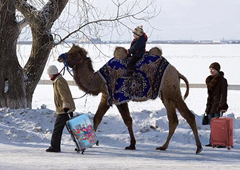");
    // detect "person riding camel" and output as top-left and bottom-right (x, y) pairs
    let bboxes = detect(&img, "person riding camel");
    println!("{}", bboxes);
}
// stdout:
(123, 25), (148, 78)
